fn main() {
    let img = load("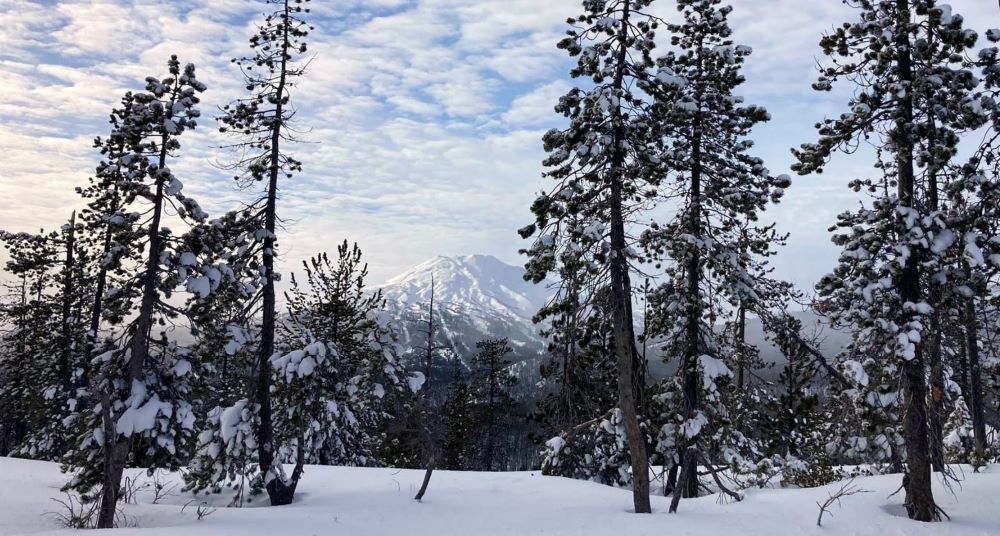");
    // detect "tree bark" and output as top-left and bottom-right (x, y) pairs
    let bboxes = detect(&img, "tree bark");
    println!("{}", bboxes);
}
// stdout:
(676, 33), (707, 504)
(258, 0), (295, 507)
(964, 296), (988, 466)
(608, 0), (650, 514)
(98, 120), (173, 528)
(894, 0), (935, 521)
(736, 302), (746, 392)
(415, 276), (436, 501)
(924, 64), (945, 473)
(59, 211), (76, 394)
